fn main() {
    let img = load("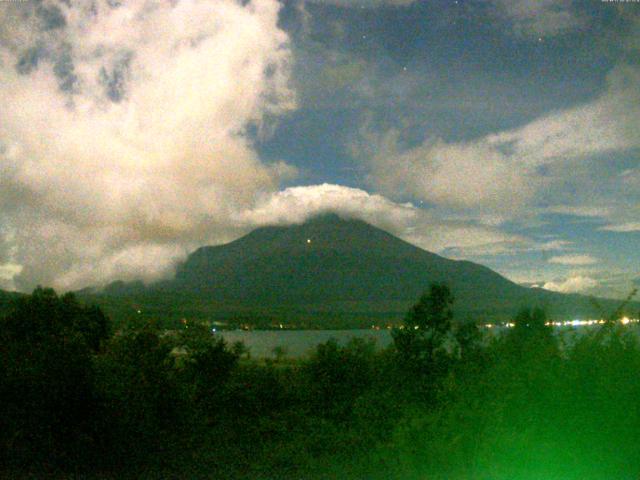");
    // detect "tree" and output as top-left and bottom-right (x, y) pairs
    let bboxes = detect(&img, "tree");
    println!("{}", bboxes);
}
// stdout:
(306, 337), (377, 420)
(392, 283), (458, 379)
(2, 287), (109, 352)
(454, 320), (482, 361)
(0, 288), (109, 469)
(508, 306), (555, 352)
(176, 326), (239, 413)
(513, 306), (548, 334)
(404, 283), (454, 333)
(93, 324), (181, 468)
